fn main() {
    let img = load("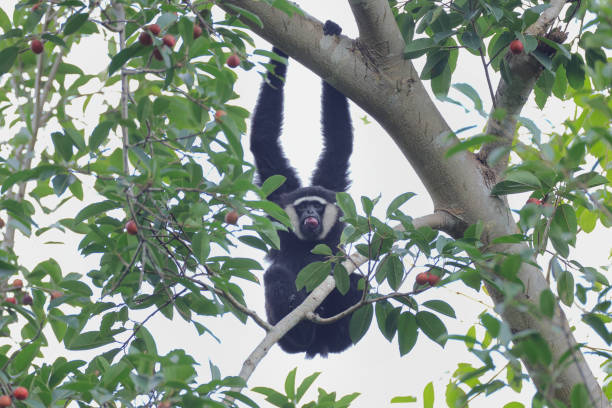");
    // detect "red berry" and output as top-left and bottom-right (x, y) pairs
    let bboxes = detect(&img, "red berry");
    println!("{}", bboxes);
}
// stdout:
(22, 294), (33, 305)
(427, 273), (440, 286)
(510, 39), (524, 54)
(32, 2), (41, 11)
(50, 290), (63, 300)
(226, 54), (240, 68)
(415, 272), (429, 285)
(193, 25), (203, 39)
(162, 34), (176, 48)
(5, 297), (16, 304)
(13, 387), (28, 401)
(125, 220), (138, 235)
(11, 279), (23, 289)
(139, 31), (153, 46)
(153, 48), (163, 61)
(215, 110), (226, 122)
(526, 197), (542, 205)
(31, 39), (43, 54)
(147, 24), (161, 36)
(0, 395), (11, 407)
(224, 210), (239, 225)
